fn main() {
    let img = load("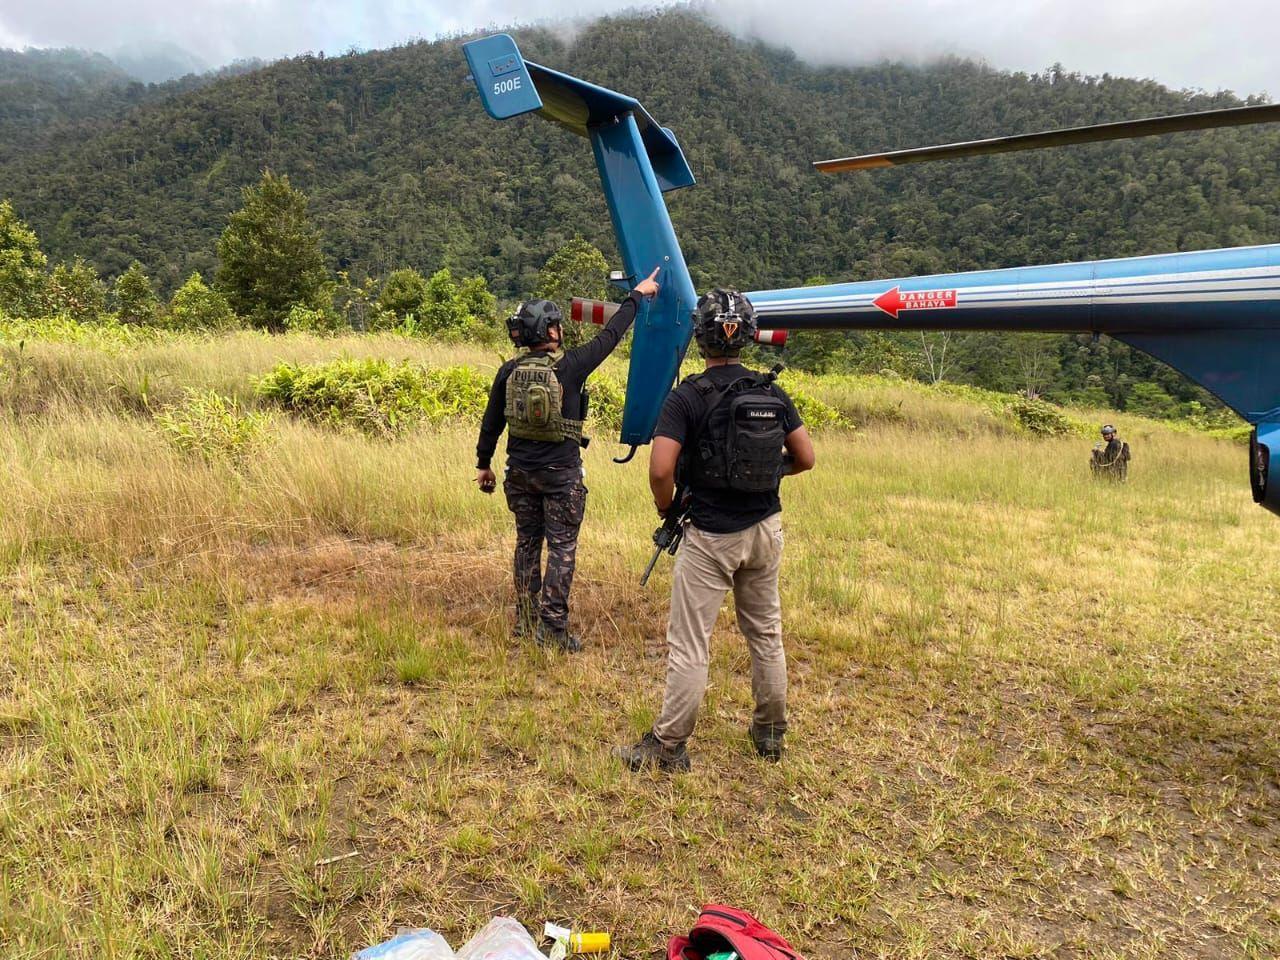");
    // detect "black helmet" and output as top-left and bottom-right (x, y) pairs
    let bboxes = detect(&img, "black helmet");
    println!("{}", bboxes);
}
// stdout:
(507, 299), (563, 347)
(1101, 424), (1116, 437)
(693, 288), (757, 357)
